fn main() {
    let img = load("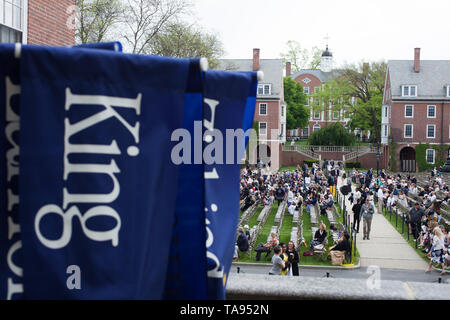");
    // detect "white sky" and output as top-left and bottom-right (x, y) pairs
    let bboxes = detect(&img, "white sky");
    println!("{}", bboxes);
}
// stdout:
(191, 0), (450, 66)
